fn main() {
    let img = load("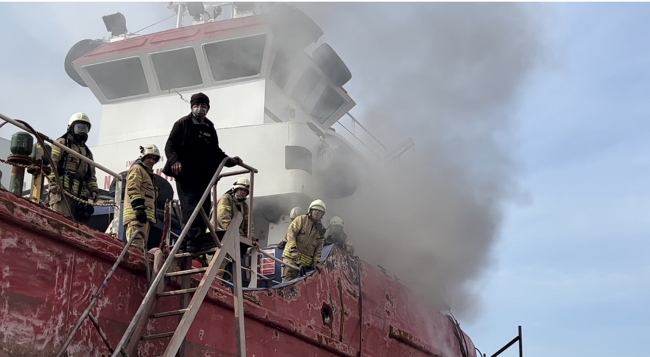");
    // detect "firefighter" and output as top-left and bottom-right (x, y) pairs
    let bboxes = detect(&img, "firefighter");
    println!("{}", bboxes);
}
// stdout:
(123, 145), (160, 250)
(324, 216), (354, 255)
(163, 92), (241, 253)
(206, 178), (254, 277)
(48, 112), (98, 222)
(281, 199), (327, 282)
(277, 206), (305, 250)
